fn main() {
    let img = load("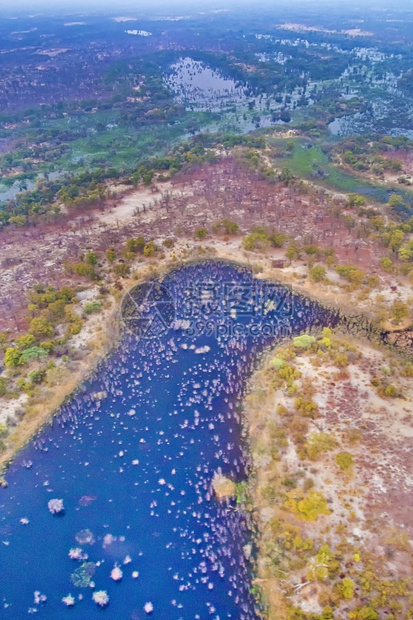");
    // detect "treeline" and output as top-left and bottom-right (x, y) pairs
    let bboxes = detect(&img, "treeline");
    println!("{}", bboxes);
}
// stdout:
(330, 134), (413, 188)
(0, 168), (120, 226)
(0, 132), (266, 227)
